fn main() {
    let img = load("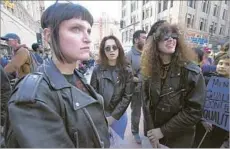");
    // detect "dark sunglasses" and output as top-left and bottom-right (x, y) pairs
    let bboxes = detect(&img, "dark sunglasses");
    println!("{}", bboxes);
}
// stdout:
(162, 33), (179, 41)
(104, 45), (118, 52)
